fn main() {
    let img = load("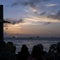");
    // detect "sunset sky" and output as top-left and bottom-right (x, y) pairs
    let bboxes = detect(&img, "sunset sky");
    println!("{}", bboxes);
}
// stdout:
(0, 0), (60, 37)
